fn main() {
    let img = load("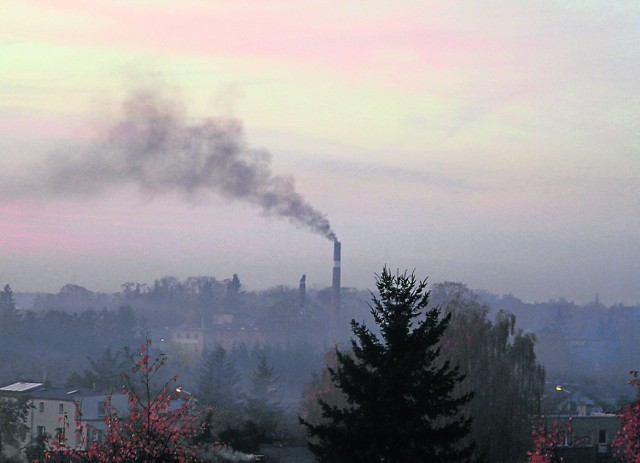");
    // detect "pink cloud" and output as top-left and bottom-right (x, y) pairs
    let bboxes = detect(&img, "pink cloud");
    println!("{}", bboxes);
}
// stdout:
(0, 202), (117, 254)
(0, 111), (91, 139)
(0, 219), (101, 253)
(23, 1), (531, 78)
